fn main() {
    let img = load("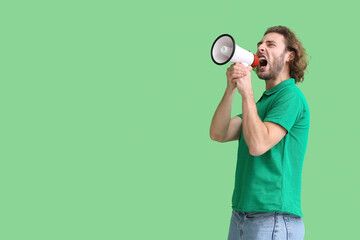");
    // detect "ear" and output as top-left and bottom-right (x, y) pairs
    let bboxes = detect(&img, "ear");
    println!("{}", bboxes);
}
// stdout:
(287, 51), (295, 62)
